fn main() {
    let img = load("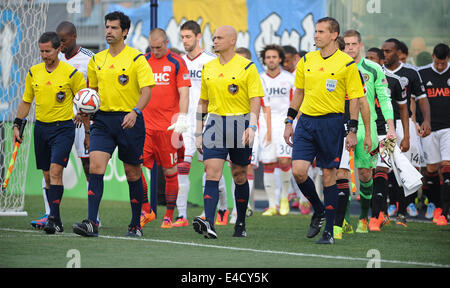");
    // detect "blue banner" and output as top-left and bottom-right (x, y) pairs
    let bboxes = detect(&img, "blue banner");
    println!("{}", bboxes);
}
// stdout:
(107, 0), (326, 72)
